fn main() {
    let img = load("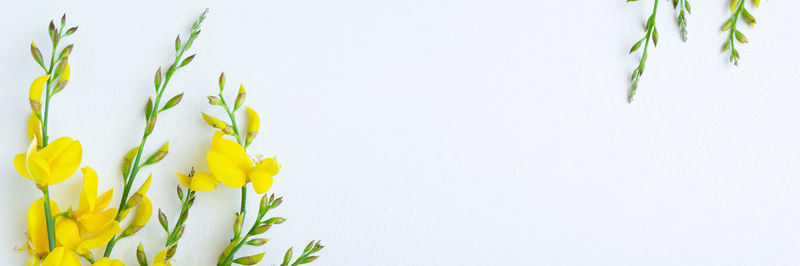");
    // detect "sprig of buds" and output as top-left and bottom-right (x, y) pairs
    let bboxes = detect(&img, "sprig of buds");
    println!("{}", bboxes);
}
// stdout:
(218, 193), (288, 266)
(161, 170), (198, 249)
(673, 0), (691, 41)
(280, 241), (325, 266)
(723, 0), (759, 65)
(103, 8), (208, 257)
(626, 0), (660, 102)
